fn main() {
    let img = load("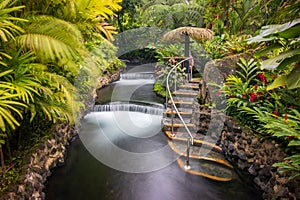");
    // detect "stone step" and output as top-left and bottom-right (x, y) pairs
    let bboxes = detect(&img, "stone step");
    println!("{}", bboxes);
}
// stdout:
(172, 91), (198, 97)
(164, 131), (222, 152)
(168, 101), (193, 105)
(168, 140), (233, 169)
(176, 157), (233, 182)
(164, 108), (193, 117)
(189, 78), (201, 84)
(164, 123), (195, 128)
(162, 117), (192, 125)
(179, 84), (199, 90)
